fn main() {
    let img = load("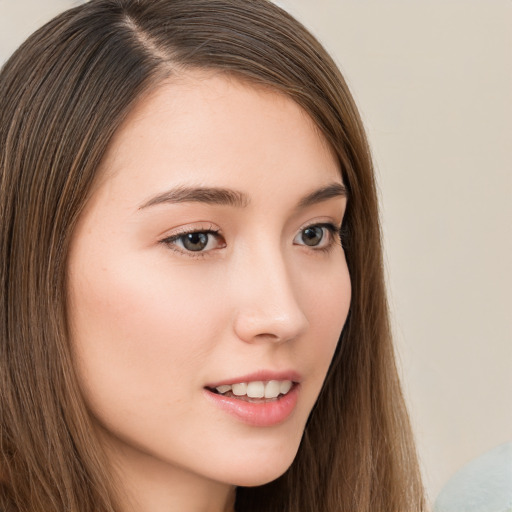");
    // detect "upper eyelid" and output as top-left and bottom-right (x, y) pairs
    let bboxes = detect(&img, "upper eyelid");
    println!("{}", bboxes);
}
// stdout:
(298, 219), (340, 232)
(162, 220), (340, 240)
(166, 227), (219, 238)
(161, 227), (223, 245)
(161, 223), (220, 238)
